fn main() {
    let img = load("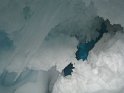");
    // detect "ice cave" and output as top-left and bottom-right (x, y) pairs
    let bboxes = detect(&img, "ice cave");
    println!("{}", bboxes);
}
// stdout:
(0, 0), (124, 93)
